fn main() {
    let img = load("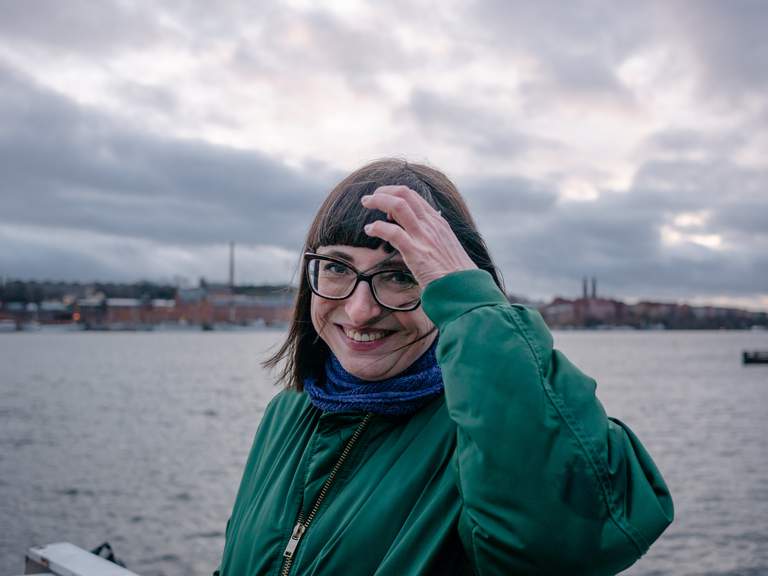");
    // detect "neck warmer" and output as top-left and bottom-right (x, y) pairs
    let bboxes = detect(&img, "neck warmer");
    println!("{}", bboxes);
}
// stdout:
(304, 340), (444, 416)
